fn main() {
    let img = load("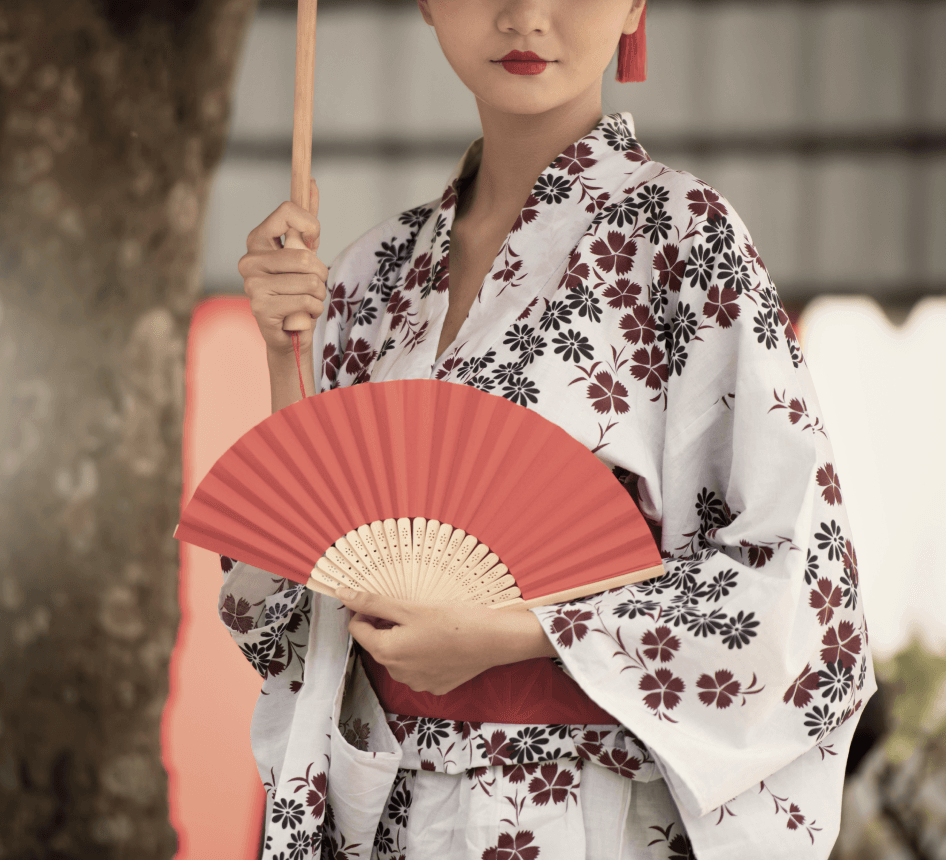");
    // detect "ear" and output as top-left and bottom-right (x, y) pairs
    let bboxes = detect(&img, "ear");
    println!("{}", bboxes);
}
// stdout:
(622, 0), (646, 36)
(417, 0), (434, 27)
